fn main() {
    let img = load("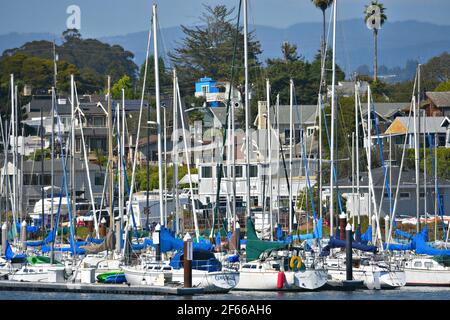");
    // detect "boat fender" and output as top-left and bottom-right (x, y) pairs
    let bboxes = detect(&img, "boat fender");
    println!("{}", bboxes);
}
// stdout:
(289, 256), (302, 270)
(277, 271), (285, 289)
